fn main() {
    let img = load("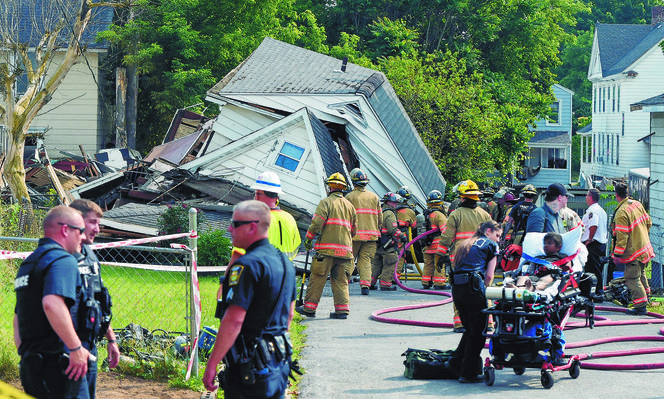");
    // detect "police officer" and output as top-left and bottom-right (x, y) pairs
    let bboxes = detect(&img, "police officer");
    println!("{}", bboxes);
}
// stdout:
(14, 206), (92, 398)
(345, 168), (382, 295)
(251, 171), (302, 261)
(69, 199), (119, 399)
(296, 173), (357, 318)
(203, 200), (296, 398)
(372, 193), (408, 290)
(421, 190), (449, 289)
(611, 183), (654, 316)
(581, 188), (608, 300)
